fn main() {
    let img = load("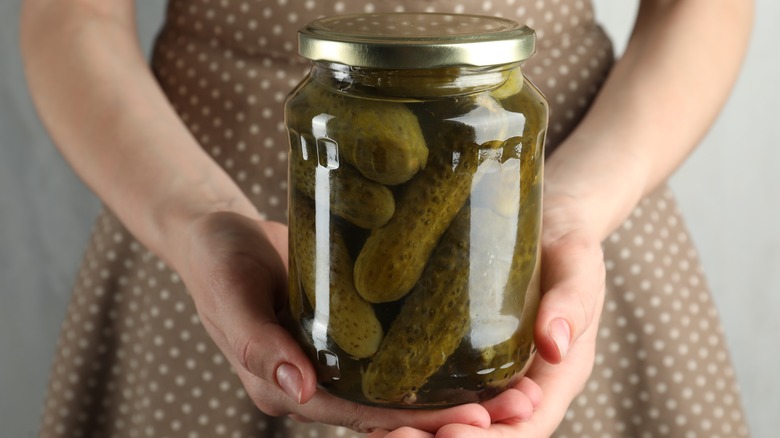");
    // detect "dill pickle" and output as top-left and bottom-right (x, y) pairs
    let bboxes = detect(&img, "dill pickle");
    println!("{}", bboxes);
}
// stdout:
(362, 206), (472, 405)
(353, 94), (515, 303)
(362, 115), (539, 404)
(290, 196), (383, 359)
(289, 132), (396, 229)
(363, 170), (543, 404)
(498, 75), (548, 144)
(286, 82), (428, 185)
(428, 134), (543, 394)
(490, 66), (525, 100)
